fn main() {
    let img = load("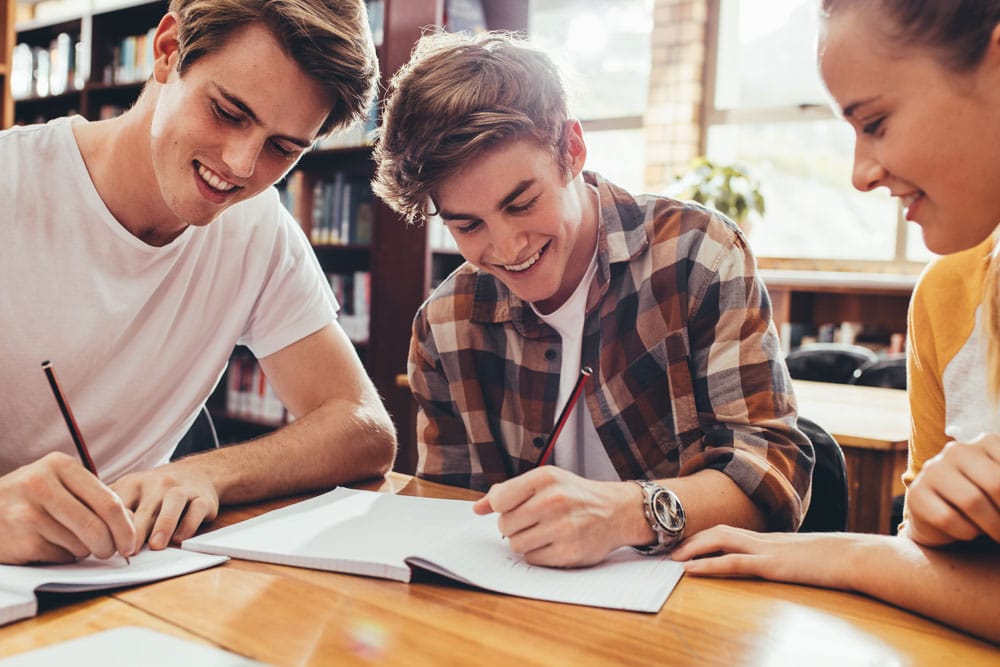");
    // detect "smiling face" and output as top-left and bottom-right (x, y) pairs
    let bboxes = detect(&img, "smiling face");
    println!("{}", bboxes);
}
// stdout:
(435, 124), (597, 314)
(819, 7), (1000, 254)
(148, 16), (332, 234)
